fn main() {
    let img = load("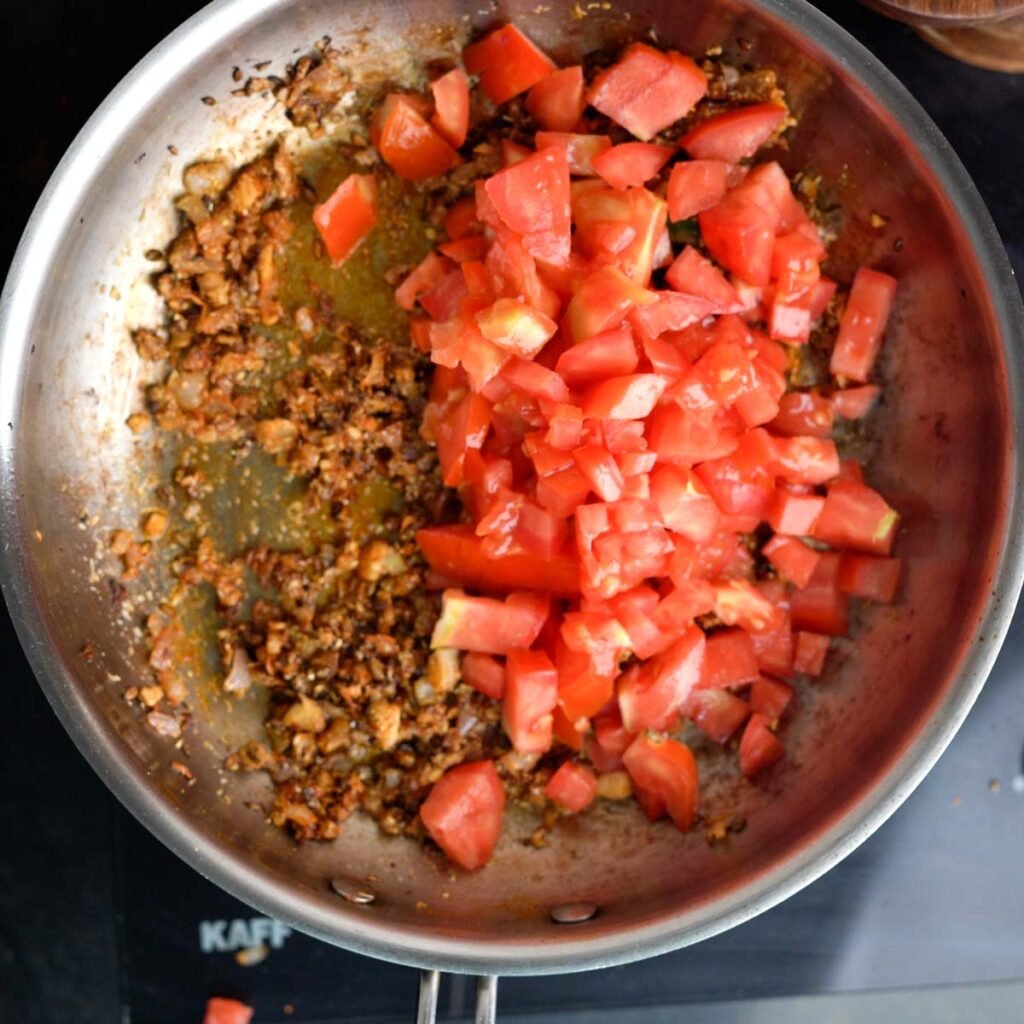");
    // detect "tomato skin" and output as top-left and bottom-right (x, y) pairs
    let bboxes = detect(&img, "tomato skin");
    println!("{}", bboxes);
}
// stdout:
(763, 535), (821, 589)
(789, 552), (849, 636)
(503, 649), (559, 753)
(793, 631), (830, 676)
(666, 159), (731, 222)
(618, 625), (706, 732)
(837, 553), (901, 603)
(312, 173), (378, 266)
(373, 95), (462, 181)
(526, 65), (586, 131)
(434, 390), (491, 486)
(739, 714), (784, 778)
(462, 652), (507, 699)
(699, 194), (777, 286)
(750, 675), (794, 720)
(417, 525), (581, 595)
(813, 480), (899, 555)
(700, 628), (759, 688)
(204, 998), (254, 1024)
(420, 761), (506, 870)
(556, 640), (617, 721)
(831, 385), (881, 420)
(680, 103), (788, 162)
(770, 392), (834, 439)
(772, 436), (840, 486)
(430, 68), (470, 148)
(683, 688), (751, 743)
(829, 267), (898, 382)
(622, 733), (699, 831)
(588, 43), (707, 141)
(593, 142), (674, 189)
(556, 327), (639, 384)
(536, 132), (612, 176)
(485, 148), (572, 266)
(545, 761), (599, 812)
(464, 24), (556, 105)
